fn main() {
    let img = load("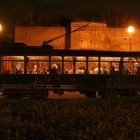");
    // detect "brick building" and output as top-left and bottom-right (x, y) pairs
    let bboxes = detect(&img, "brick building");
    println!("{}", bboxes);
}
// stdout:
(15, 21), (140, 51)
